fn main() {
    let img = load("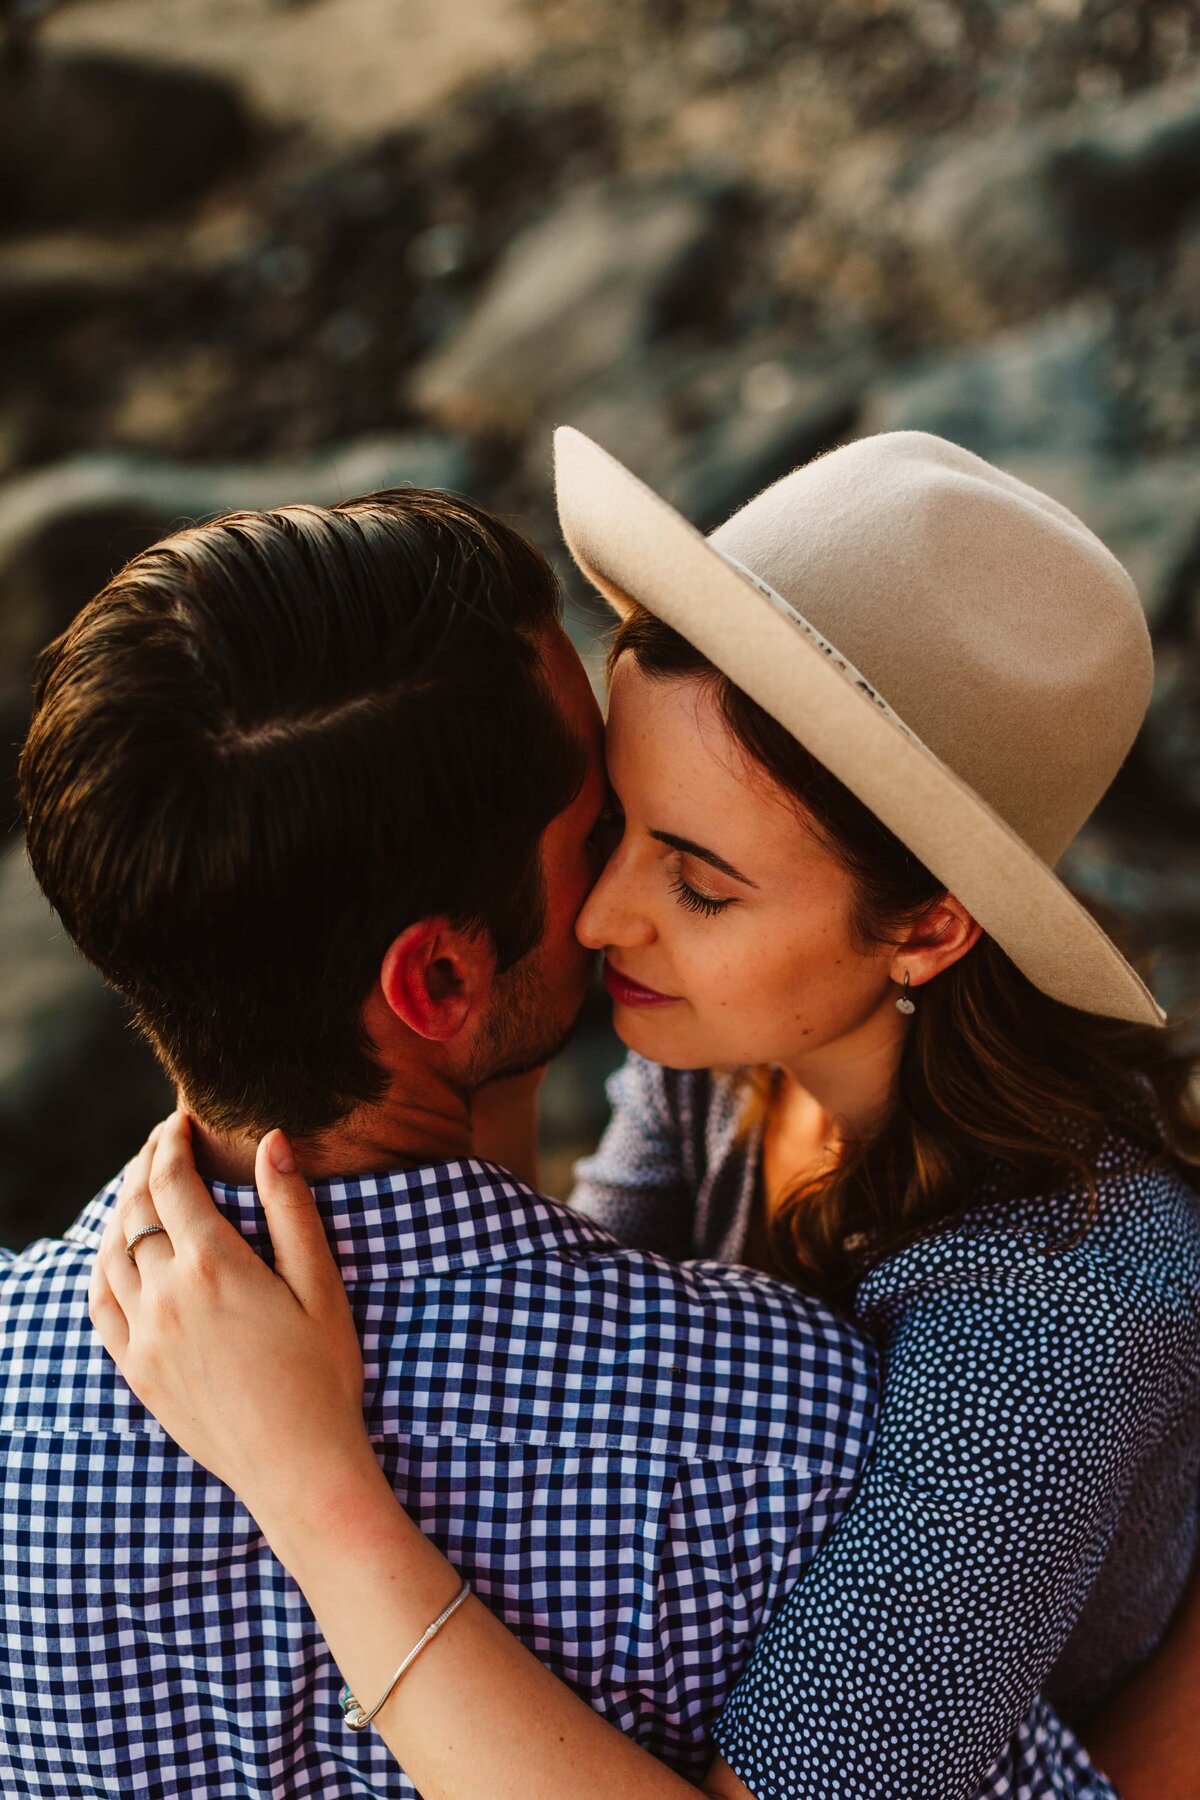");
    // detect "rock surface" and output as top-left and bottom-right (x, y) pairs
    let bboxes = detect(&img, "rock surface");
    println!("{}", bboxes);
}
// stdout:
(1136, 642), (1200, 829)
(3, 0), (1200, 1239)
(904, 75), (1200, 320)
(550, 338), (871, 534)
(0, 50), (256, 231)
(864, 307), (1123, 457)
(411, 178), (735, 433)
(0, 842), (169, 1249)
